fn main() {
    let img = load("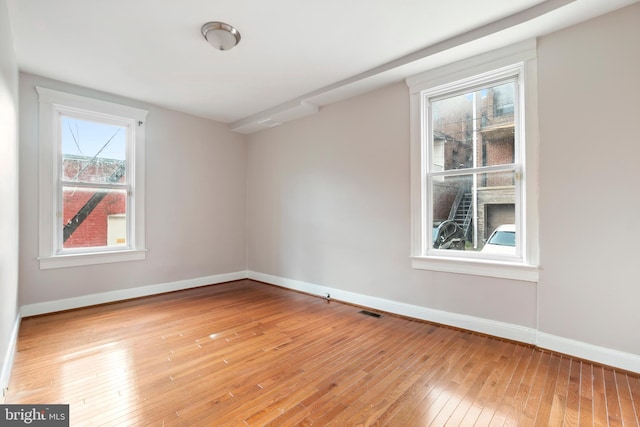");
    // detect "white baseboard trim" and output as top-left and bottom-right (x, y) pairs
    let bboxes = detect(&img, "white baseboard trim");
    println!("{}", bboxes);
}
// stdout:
(248, 271), (537, 344)
(21, 270), (248, 317)
(248, 271), (640, 374)
(1, 313), (21, 400)
(537, 332), (640, 374)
